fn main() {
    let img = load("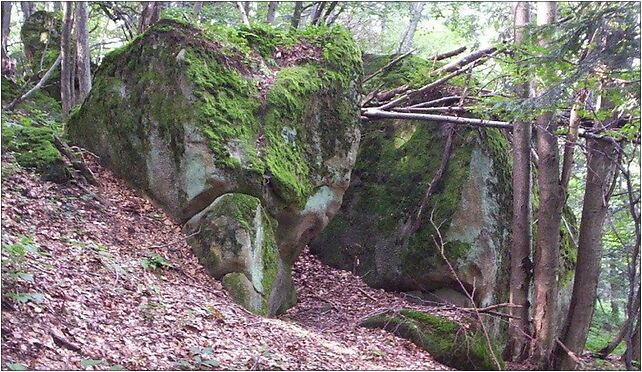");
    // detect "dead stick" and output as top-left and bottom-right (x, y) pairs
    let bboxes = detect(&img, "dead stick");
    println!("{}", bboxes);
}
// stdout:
(363, 49), (416, 83)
